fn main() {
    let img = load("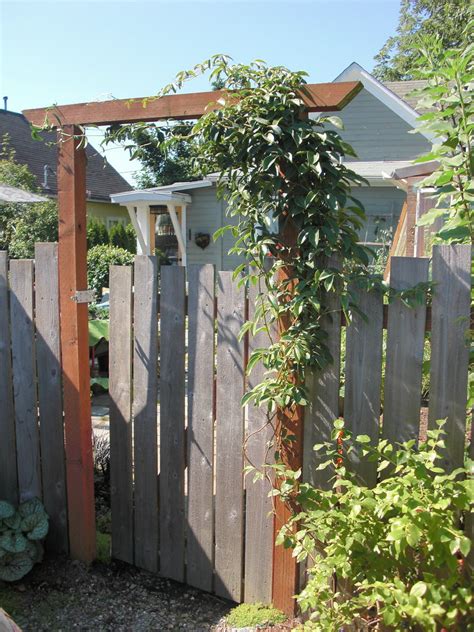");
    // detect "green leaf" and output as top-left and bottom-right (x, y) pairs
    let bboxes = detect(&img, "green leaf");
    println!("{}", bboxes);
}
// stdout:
(21, 512), (49, 541)
(0, 531), (27, 553)
(0, 501), (15, 520)
(410, 582), (427, 598)
(0, 551), (34, 582)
